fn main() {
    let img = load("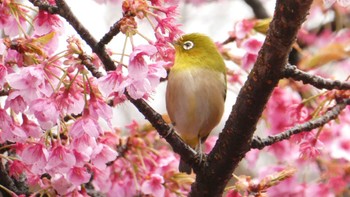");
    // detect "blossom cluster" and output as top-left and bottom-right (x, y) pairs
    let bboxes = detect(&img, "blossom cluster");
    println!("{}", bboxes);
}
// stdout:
(0, 0), (187, 196)
(98, 0), (183, 101)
